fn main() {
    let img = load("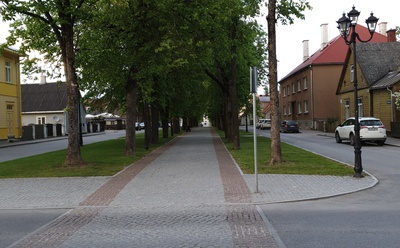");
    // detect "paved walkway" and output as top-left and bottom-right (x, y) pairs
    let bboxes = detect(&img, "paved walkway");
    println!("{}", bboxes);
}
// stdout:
(0, 128), (384, 247)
